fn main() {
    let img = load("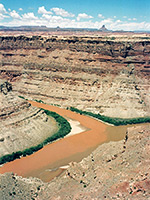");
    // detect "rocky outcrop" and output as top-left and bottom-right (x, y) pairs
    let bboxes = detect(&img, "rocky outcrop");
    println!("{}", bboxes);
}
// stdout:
(0, 80), (58, 157)
(99, 25), (108, 31)
(0, 81), (12, 95)
(1, 124), (149, 199)
(0, 35), (149, 118)
(0, 173), (43, 200)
